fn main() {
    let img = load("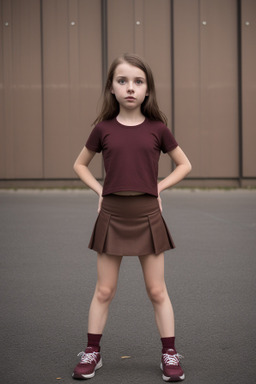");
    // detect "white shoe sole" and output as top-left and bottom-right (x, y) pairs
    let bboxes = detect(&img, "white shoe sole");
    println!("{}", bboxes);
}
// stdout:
(82, 359), (103, 379)
(160, 362), (185, 382)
